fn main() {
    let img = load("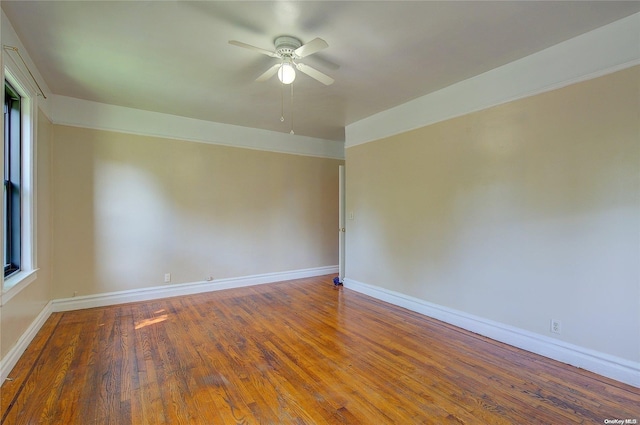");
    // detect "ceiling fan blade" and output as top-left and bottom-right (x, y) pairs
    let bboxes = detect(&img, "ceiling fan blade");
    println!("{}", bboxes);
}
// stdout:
(229, 40), (278, 57)
(295, 63), (334, 85)
(294, 37), (328, 58)
(255, 63), (281, 82)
